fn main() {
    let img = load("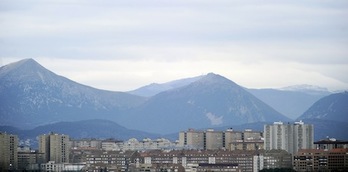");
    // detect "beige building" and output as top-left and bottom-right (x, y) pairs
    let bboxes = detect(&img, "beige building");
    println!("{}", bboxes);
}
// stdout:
(179, 128), (263, 150)
(0, 132), (18, 170)
(179, 129), (205, 149)
(39, 132), (70, 163)
(205, 129), (224, 150)
(229, 141), (264, 151)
